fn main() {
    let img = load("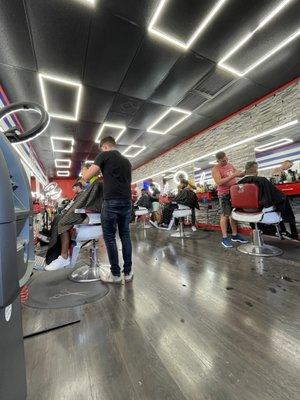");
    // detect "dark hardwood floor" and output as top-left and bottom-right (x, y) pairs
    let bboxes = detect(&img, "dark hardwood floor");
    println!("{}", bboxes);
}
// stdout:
(23, 228), (300, 400)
